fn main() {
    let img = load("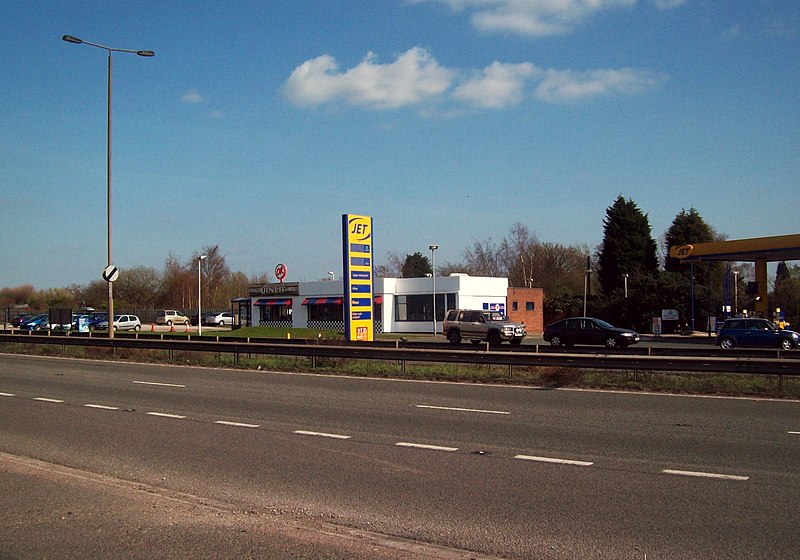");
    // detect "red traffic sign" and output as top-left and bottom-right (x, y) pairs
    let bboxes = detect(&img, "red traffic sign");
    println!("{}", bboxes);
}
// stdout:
(275, 263), (287, 282)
